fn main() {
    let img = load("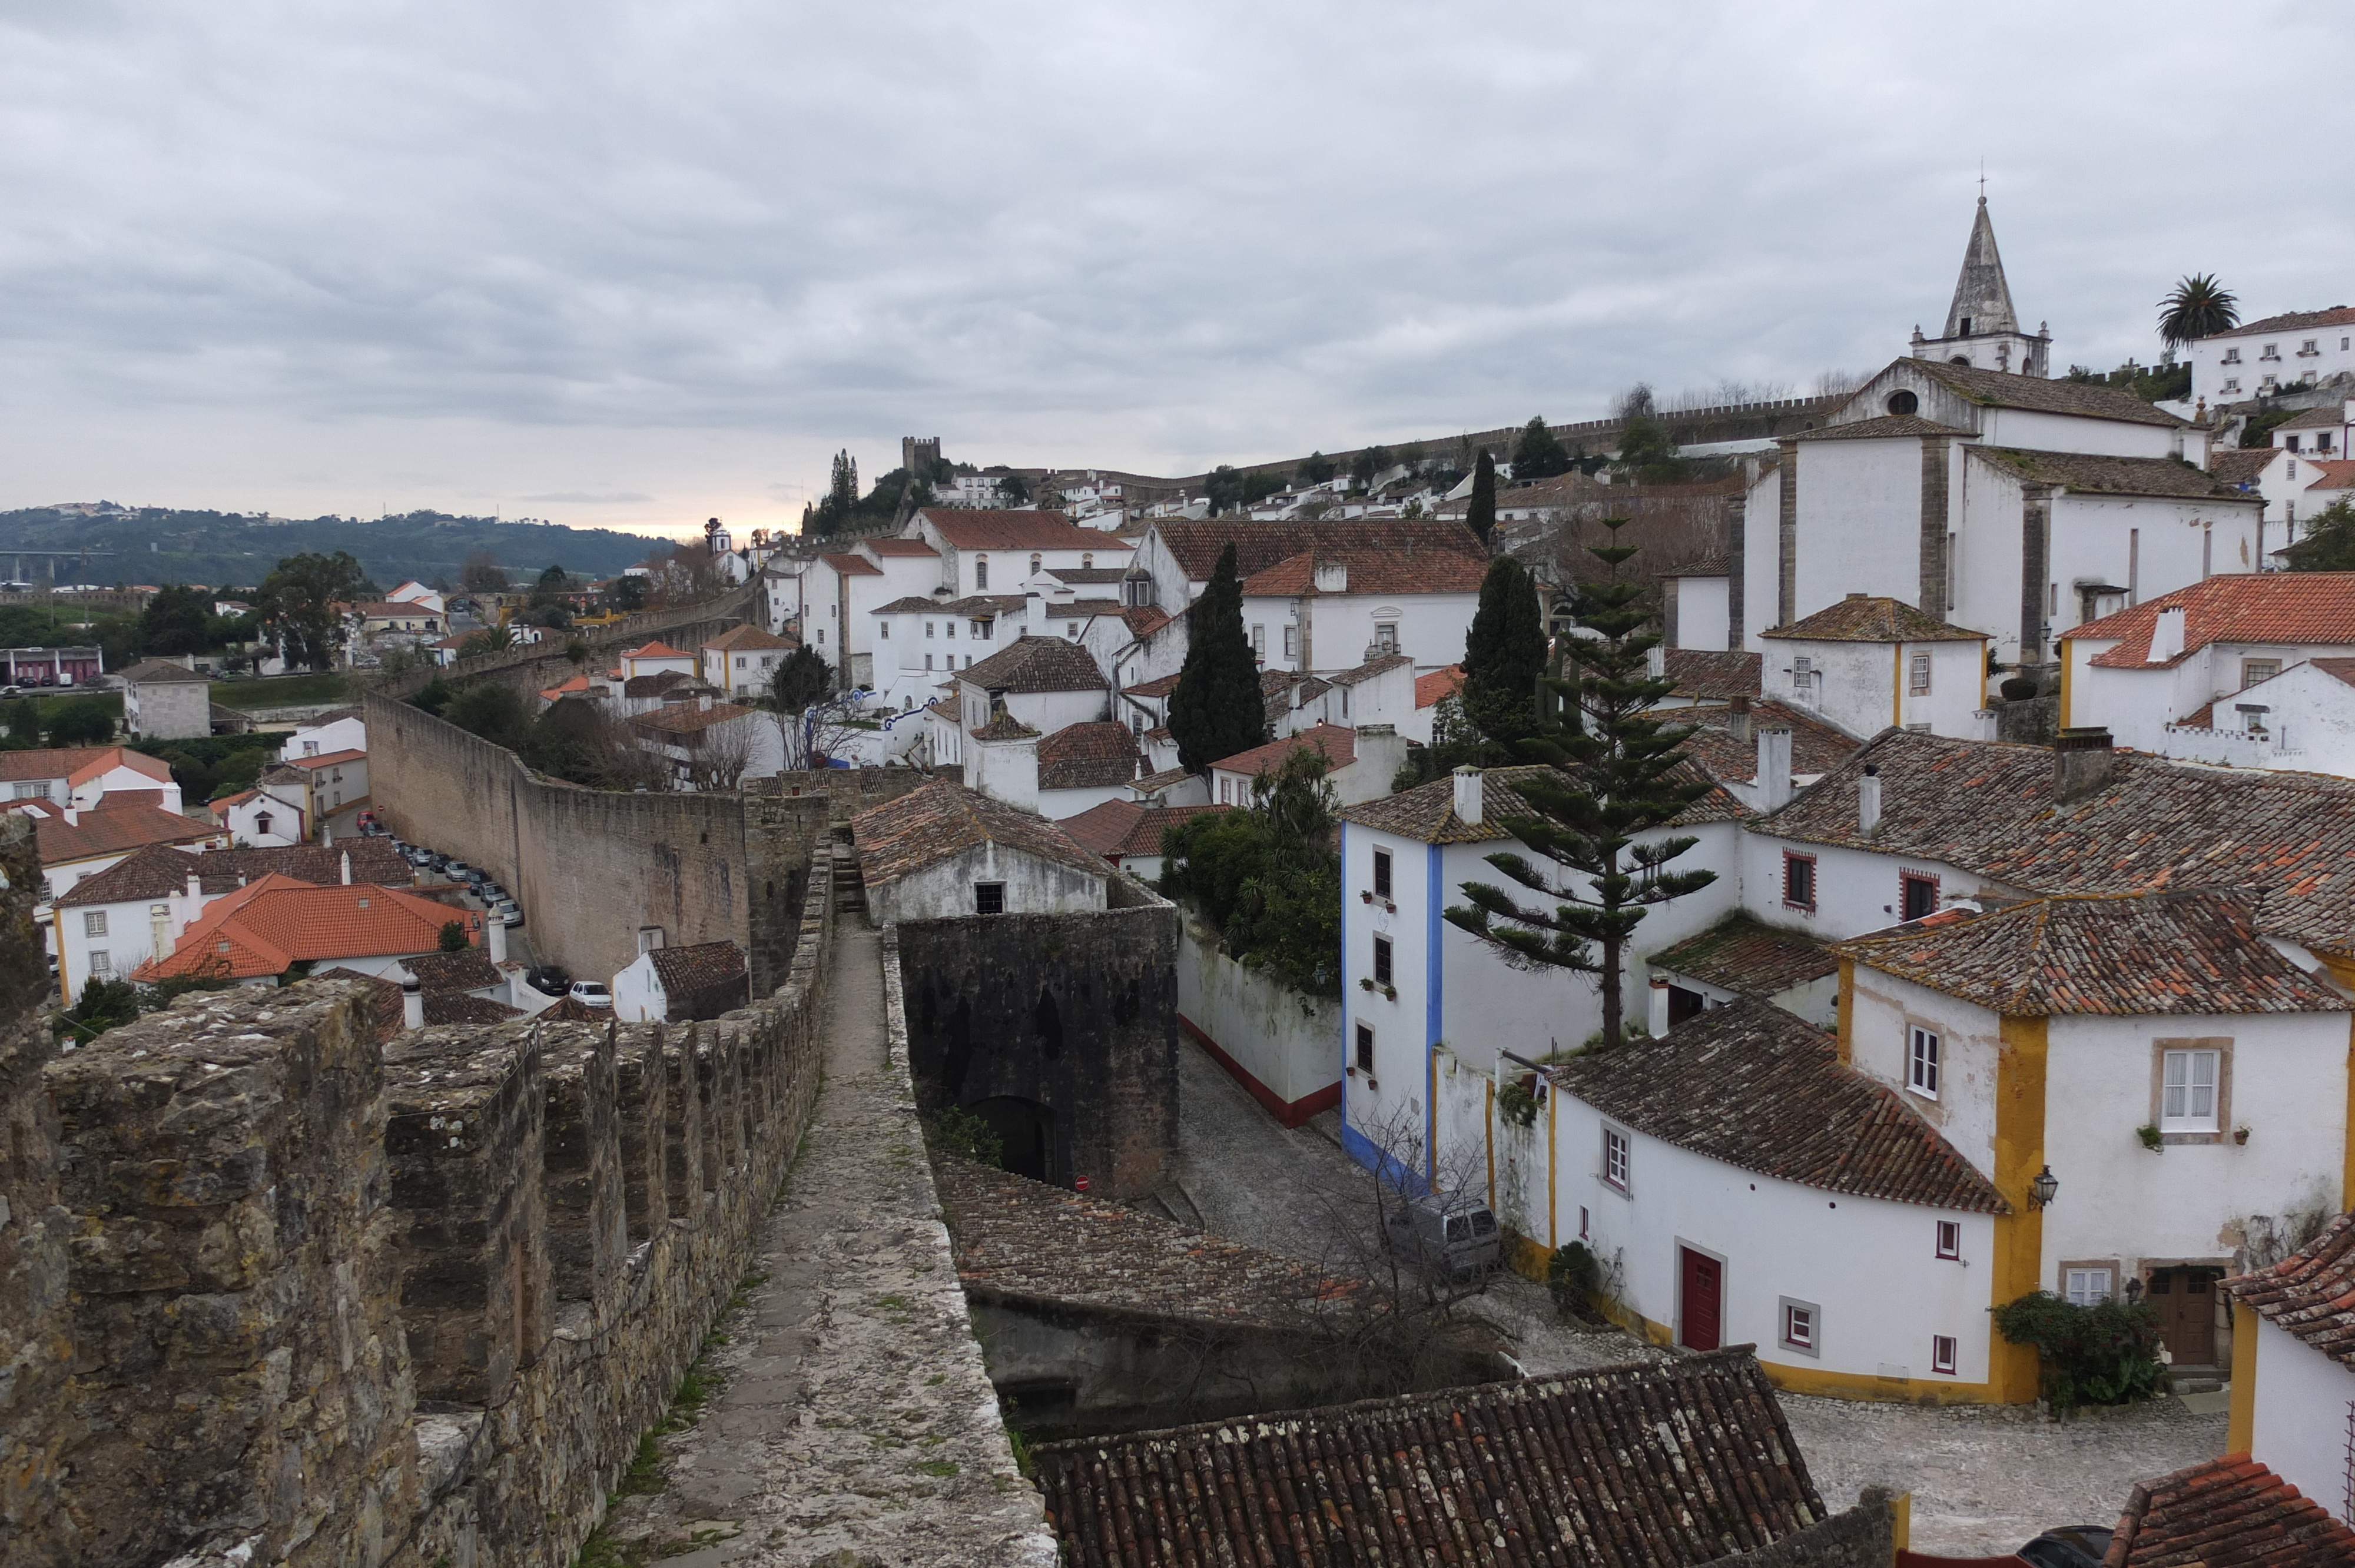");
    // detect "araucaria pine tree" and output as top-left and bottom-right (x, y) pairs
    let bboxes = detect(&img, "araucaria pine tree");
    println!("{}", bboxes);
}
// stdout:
(1446, 517), (1716, 1049)
(1167, 542), (1267, 773)
(1458, 553), (1547, 755)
